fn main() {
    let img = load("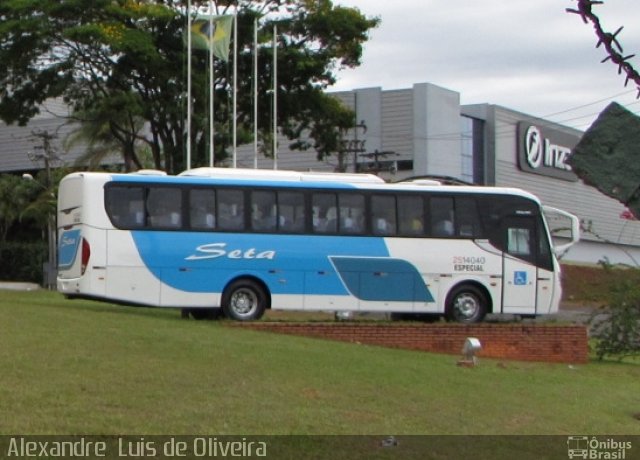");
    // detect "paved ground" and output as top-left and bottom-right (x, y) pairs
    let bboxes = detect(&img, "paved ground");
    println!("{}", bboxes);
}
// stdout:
(481, 303), (600, 326)
(0, 282), (606, 329)
(551, 306), (597, 325)
(0, 282), (41, 291)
